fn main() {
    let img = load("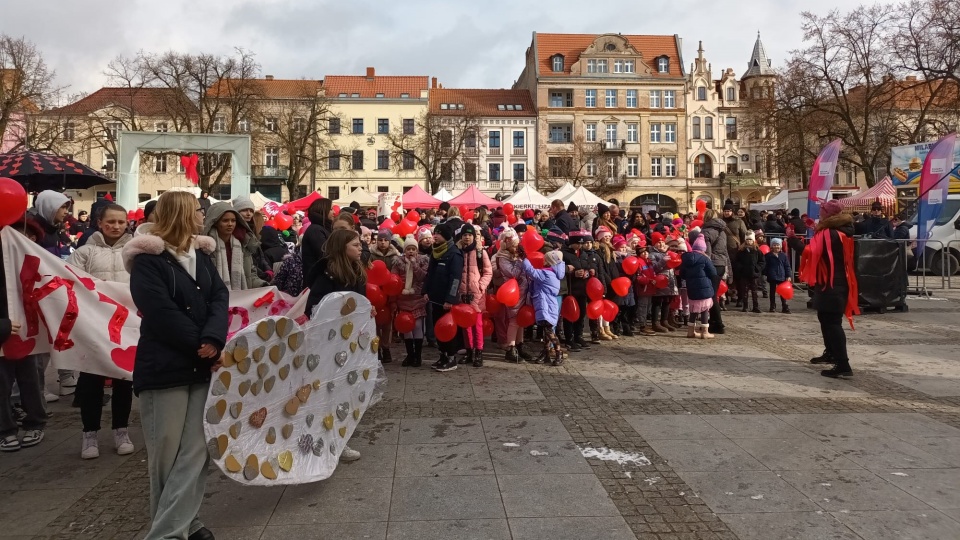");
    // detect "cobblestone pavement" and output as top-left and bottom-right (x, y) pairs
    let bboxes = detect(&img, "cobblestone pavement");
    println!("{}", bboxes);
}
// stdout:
(3, 295), (960, 539)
